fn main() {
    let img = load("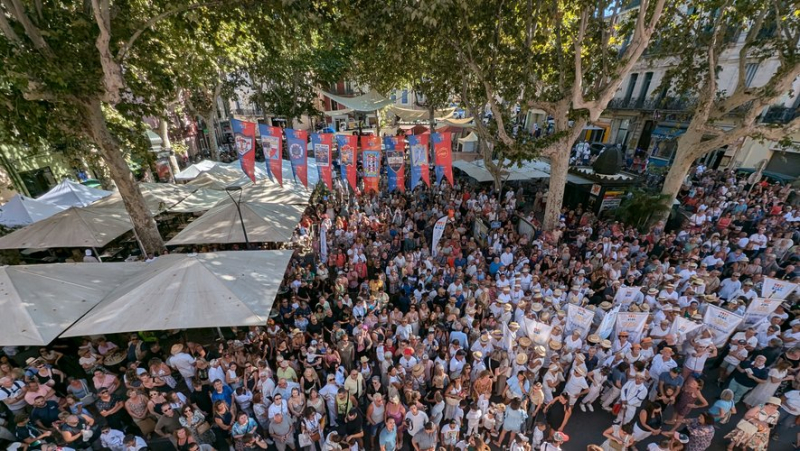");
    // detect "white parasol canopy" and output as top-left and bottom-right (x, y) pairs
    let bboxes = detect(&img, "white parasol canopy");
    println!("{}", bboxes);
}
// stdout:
(166, 200), (306, 246)
(0, 207), (133, 249)
(36, 179), (113, 208)
(61, 251), (294, 336)
(0, 262), (144, 345)
(0, 195), (66, 228)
